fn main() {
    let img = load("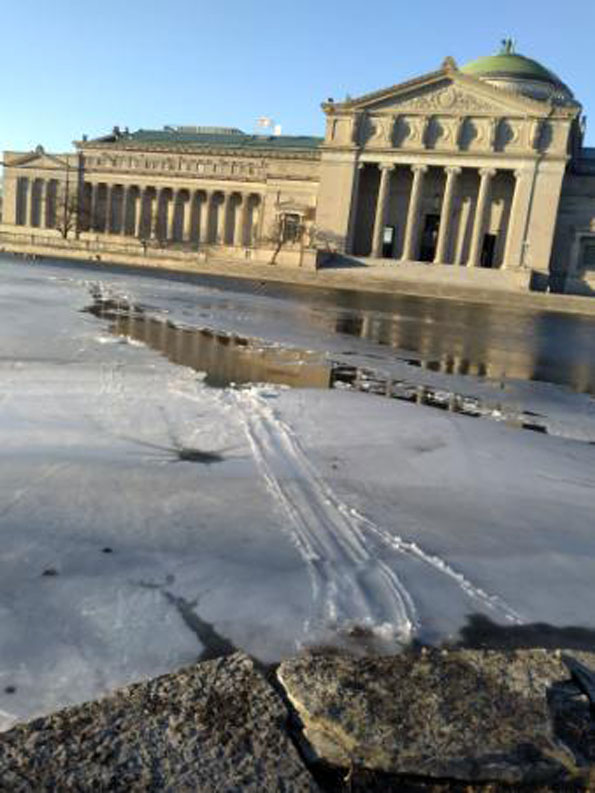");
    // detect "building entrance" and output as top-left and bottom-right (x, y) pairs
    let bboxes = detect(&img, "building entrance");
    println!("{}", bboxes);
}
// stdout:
(480, 234), (497, 268)
(382, 225), (395, 258)
(419, 214), (440, 262)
